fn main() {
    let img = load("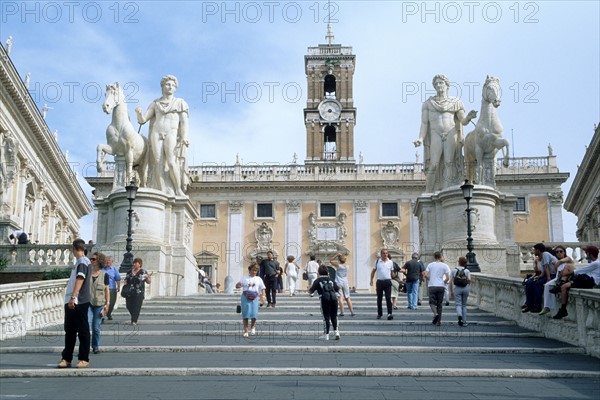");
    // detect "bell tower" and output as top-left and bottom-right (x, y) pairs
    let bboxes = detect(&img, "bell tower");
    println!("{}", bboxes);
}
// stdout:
(304, 23), (356, 164)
